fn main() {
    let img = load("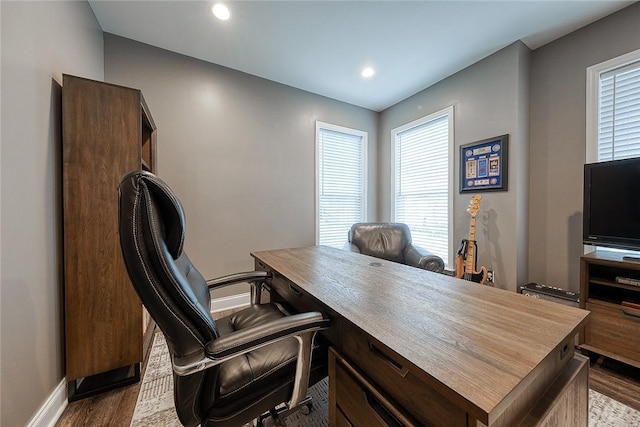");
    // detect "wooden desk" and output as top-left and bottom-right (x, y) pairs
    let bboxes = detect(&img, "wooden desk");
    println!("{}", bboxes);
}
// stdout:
(252, 246), (590, 426)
